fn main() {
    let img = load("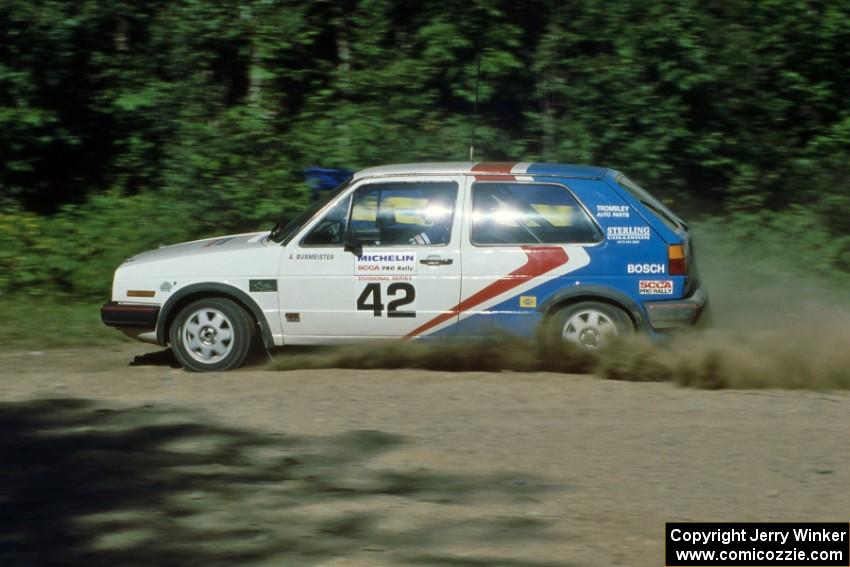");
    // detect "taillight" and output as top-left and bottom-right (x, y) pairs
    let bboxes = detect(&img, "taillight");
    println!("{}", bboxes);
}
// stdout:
(668, 244), (688, 275)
